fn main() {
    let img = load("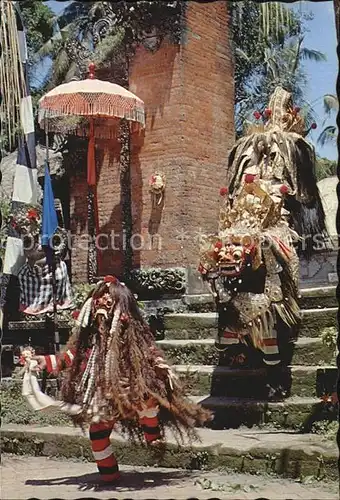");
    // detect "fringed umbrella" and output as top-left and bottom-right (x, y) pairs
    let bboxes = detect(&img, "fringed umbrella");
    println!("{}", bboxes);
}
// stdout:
(38, 63), (145, 279)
